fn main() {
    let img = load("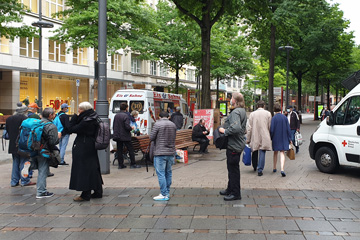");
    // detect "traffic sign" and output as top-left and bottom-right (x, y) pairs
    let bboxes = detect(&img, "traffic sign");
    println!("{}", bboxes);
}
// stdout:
(76, 79), (80, 87)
